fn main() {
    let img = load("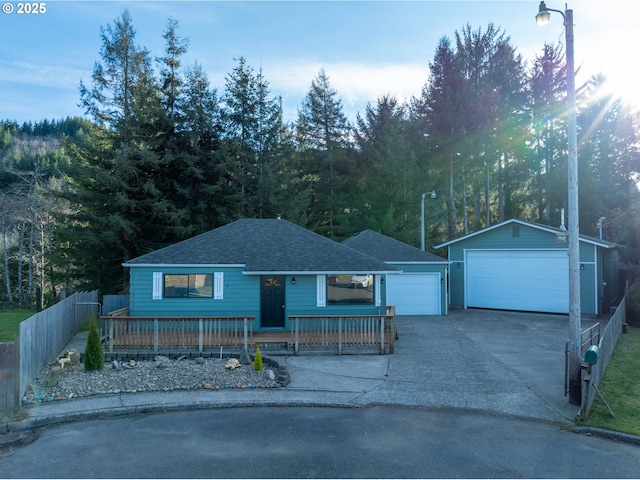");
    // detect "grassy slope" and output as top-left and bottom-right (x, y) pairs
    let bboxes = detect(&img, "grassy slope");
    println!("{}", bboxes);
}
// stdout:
(580, 327), (640, 436)
(0, 309), (36, 342)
